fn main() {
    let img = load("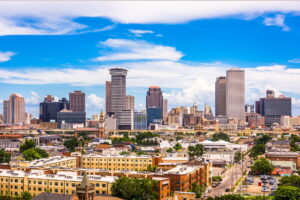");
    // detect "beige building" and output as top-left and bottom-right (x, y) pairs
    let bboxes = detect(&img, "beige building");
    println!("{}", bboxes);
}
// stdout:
(11, 156), (77, 171)
(226, 68), (245, 121)
(80, 154), (154, 171)
(281, 116), (300, 129)
(6, 94), (26, 125)
(215, 76), (226, 116)
(124, 95), (134, 110)
(0, 170), (115, 198)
